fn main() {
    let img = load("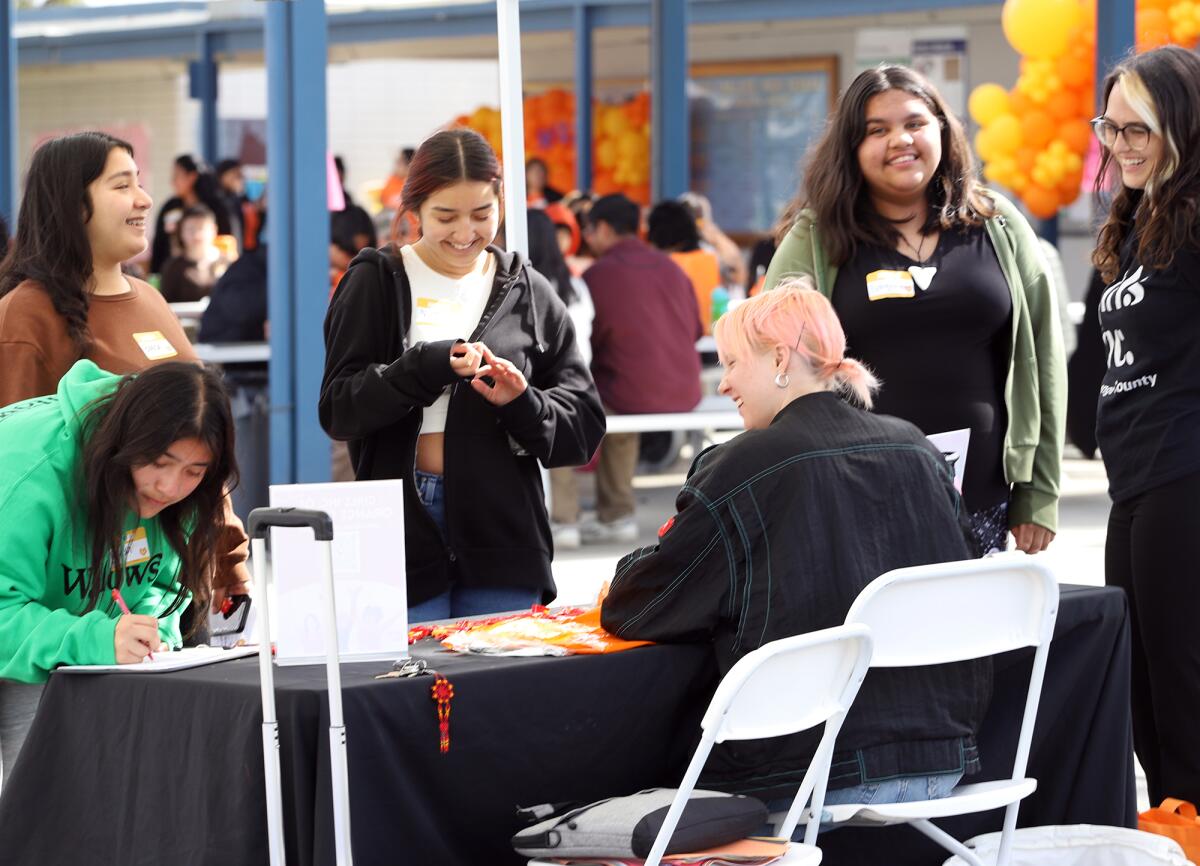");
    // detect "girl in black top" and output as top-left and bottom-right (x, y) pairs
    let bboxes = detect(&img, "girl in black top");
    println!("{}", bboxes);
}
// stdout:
(320, 130), (604, 620)
(1092, 46), (1200, 805)
(766, 66), (1064, 557)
